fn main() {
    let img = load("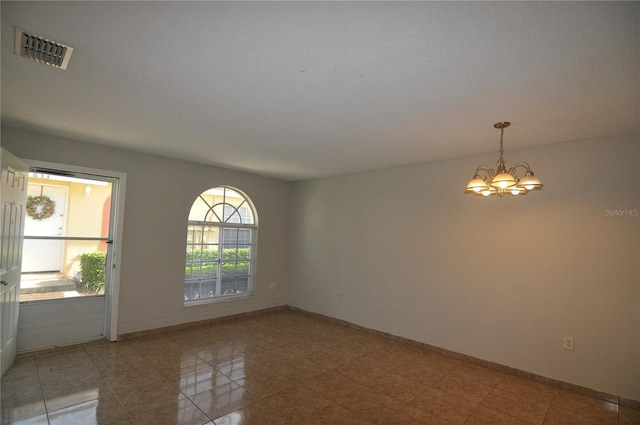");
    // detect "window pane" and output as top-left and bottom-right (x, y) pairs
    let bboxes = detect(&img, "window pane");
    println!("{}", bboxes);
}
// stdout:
(238, 229), (250, 244)
(221, 276), (249, 295)
(222, 228), (237, 244)
(223, 204), (242, 223)
(222, 228), (251, 246)
(239, 207), (253, 225)
(211, 204), (225, 223)
(186, 225), (198, 244)
(221, 261), (237, 276)
(185, 279), (216, 301)
(188, 196), (211, 221)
